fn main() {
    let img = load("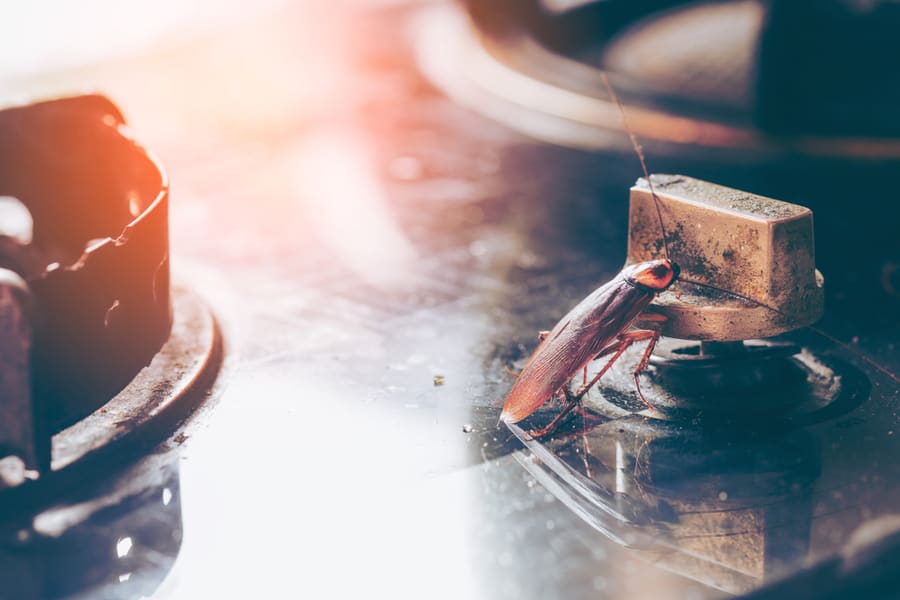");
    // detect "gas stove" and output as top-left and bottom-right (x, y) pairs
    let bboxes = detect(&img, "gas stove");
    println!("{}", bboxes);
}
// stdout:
(1, 2), (899, 599)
